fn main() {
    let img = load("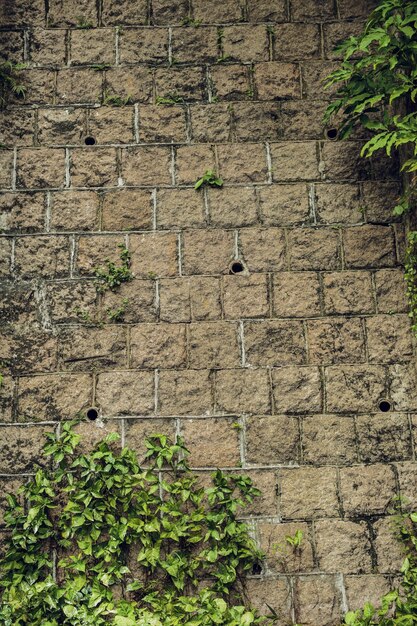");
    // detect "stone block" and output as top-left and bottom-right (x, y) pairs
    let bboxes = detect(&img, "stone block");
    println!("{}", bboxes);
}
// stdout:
(315, 183), (362, 224)
(344, 575), (392, 612)
(70, 28), (115, 65)
(51, 190), (99, 232)
(102, 189), (152, 231)
(0, 30), (24, 63)
(14, 69), (55, 105)
(302, 414), (357, 465)
(215, 369), (271, 414)
(0, 375), (15, 422)
(130, 321), (186, 368)
(102, 278), (156, 323)
(180, 417), (240, 467)
(74, 419), (122, 454)
(139, 105), (187, 143)
(76, 234), (125, 275)
(323, 22), (364, 60)
(38, 108), (86, 146)
(152, 0), (189, 24)
(17, 373), (92, 421)
(56, 69), (103, 105)
(301, 61), (339, 99)
(14, 235), (70, 278)
(389, 364), (417, 412)
(231, 102), (282, 142)
(248, 0), (286, 21)
(338, 0), (379, 19)
(307, 317), (366, 365)
(280, 466), (339, 519)
(314, 519), (372, 574)
(343, 225), (396, 269)
(271, 366), (322, 414)
(29, 29), (66, 66)
(223, 274), (269, 319)
(0, 192), (45, 233)
(372, 517), (405, 574)
(325, 365), (387, 413)
(119, 27), (168, 64)
(255, 62), (300, 100)
(374, 269), (407, 314)
(155, 66), (206, 102)
(71, 147), (118, 187)
(121, 146), (172, 185)
(259, 184), (309, 226)
(241, 469), (278, 516)
(1, 324), (58, 374)
(288, 228), (341, 271)
(96, 371), (154, 415)
(207, 187), (258, 228)
(188, 321), (240, 368)
(0, 239), (12, 277)
(209, 64), (250, 101)
(87, 107), (135, 144)
(0, 425), (51, 473)
(0, 109), (35, 147)
(270, 142), (320, 182)
(105, 66), (153, 103)
(171, 26), (218, 63)
(293, 575), (342, 626)
(223, 25), (269, 62)
(125, 418), (176, 463)
(273, 24), (321, 60)
(272, 272), (321, 318)
(218, 143), (268, 183)
(281, 101), (328, 140)
(182, 229), (234, 275)
(46, 280), (97, 323)
(239, 227), (286, 272)
(17, 148), (66, 189)
(323, 271), (374, 315)
(366, 315), (413, 364)
(396, 461), (417, 510)
(157, 369), (212, 416)
(0, 281), (39, 326)
(101, 0), (148, 25)
(356, 413), (412, 463)
(321, 141), (371, 181)
(130, 232), (178, 278)
(362, 181), (402, 223)
(175, 145), (216, 185)
(47, 0), (98, 26)
(159, 277), (222, 322)
(245, 578), (292, 625)
(0, 152), (14, 189)
(244, 320), (306, 366)
(291, 0), (336, 20)
(340, 464), (397, 516)
(259, 521), (314, 573)
(190, 103), (232, 143)
(57, 326), (127, 371)
(192, 0), (244, 22)
(245, 415), (300, 465)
